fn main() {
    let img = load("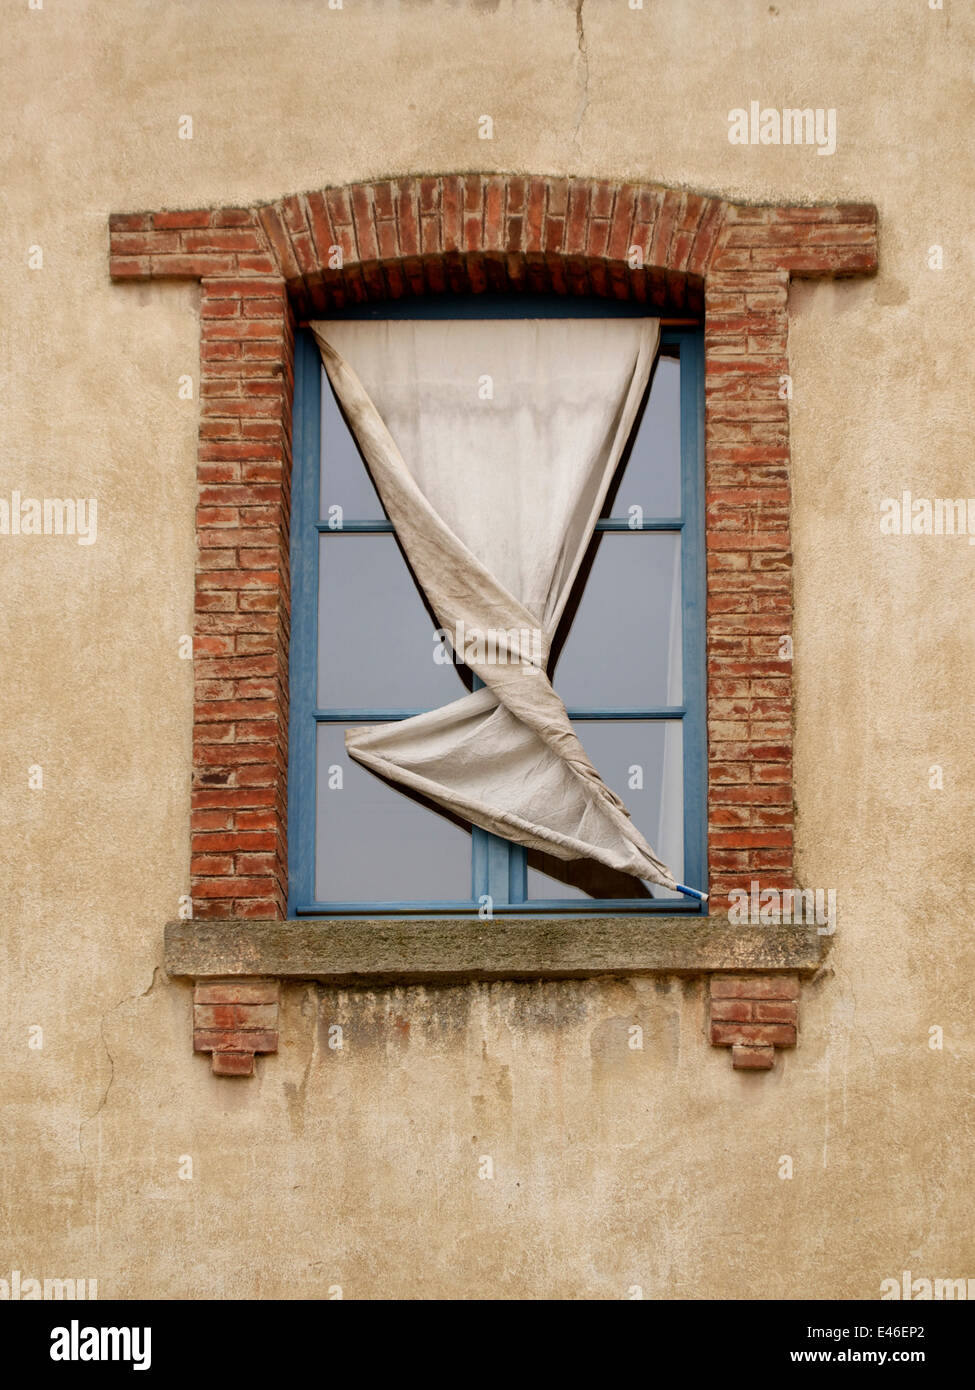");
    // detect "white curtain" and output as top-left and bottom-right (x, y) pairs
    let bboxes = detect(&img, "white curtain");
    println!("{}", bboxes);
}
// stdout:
(310, 317), (678, 891)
